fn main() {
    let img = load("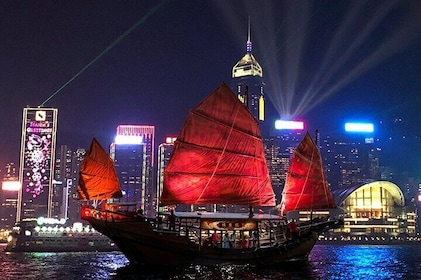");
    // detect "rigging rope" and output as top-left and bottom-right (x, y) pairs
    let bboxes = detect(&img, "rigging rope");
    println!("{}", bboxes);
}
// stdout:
(194, 101), (241, 204)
